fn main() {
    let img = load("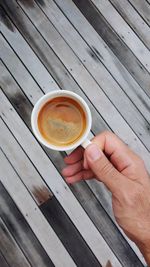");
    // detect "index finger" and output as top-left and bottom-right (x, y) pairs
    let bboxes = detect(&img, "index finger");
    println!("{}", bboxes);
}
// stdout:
(64, 146), (84, 164)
